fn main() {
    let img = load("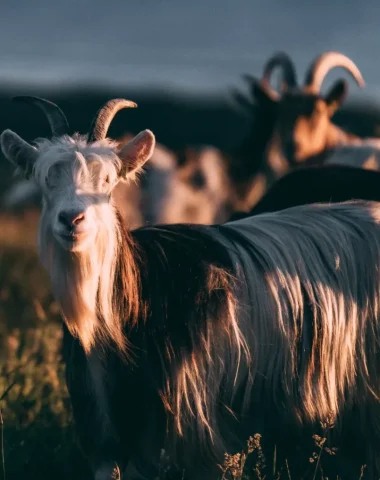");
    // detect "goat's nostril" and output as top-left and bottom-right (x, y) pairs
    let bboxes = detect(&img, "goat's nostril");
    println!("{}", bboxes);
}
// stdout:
(59, 211), (85, 229)
(73, 213), (85, 225)
(58, 212), (70, 228)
